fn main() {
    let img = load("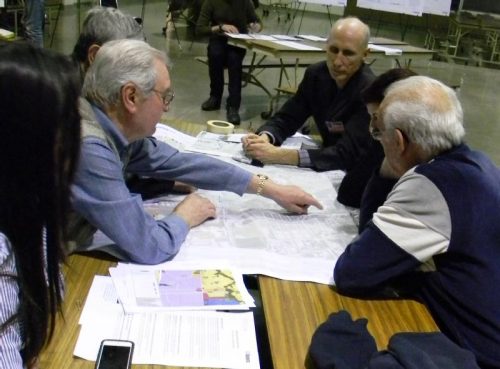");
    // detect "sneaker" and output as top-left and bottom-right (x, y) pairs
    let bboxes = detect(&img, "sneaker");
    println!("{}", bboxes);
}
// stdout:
(201, 97), (221, 111)
(226, 107), (241, 125)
